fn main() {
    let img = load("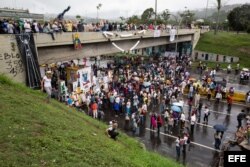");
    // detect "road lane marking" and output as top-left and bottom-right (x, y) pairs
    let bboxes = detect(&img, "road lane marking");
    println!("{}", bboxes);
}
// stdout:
(184, 119), (213, 128)
(145, 128), (221, 152)
(183, 104), (233, 116)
